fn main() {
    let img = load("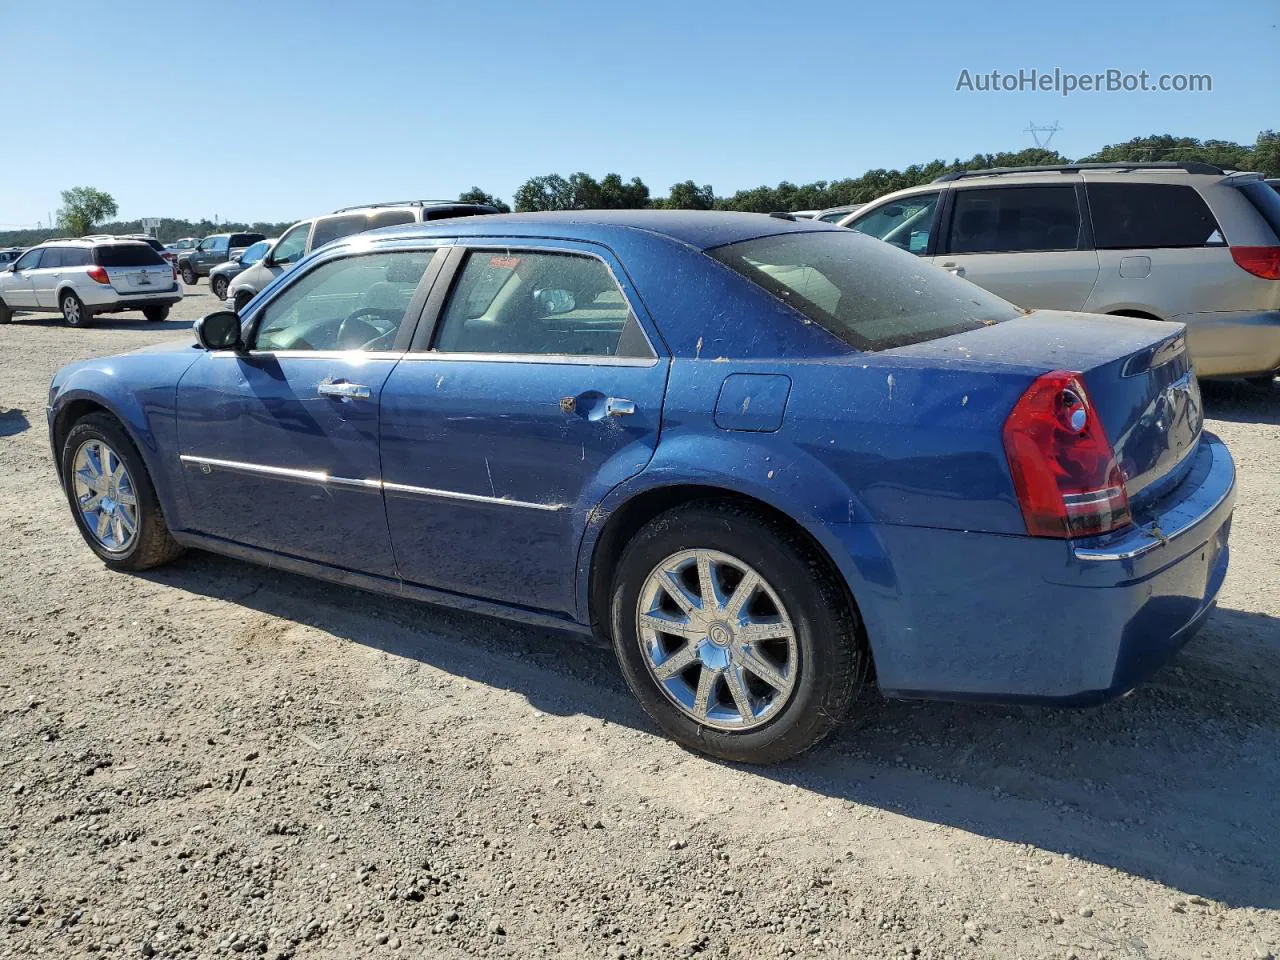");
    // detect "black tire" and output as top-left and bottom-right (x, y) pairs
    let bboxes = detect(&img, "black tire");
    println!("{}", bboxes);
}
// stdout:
(210, 275), (229, 301)
(60, 291), (90, 327)
(180, 263), (198, 285)
(233, 290), (253, 313)
(60, 412), (184, 571)
(0, 297), (11, 324)
(143, 306), (170, 323)
(1246, 374), (1276, 388)
(609, 500), (867, 764)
